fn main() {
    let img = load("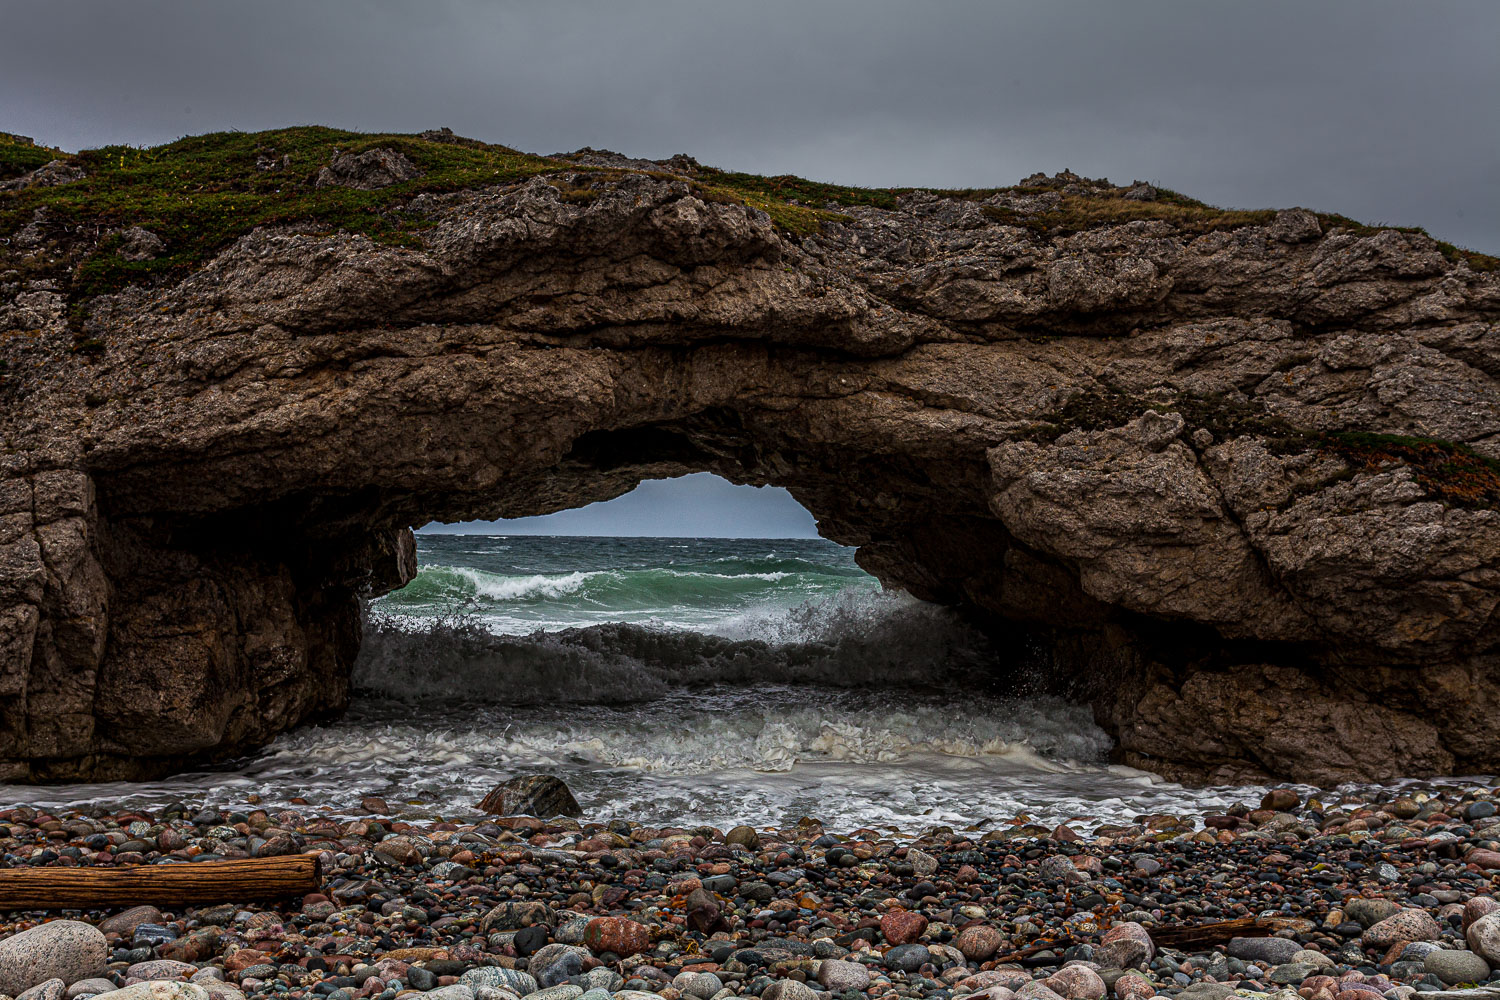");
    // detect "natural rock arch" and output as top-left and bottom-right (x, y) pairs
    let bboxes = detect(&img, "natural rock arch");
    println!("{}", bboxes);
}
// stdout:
(3, 143), (1500, 785)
